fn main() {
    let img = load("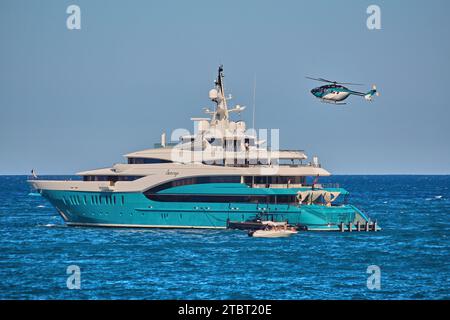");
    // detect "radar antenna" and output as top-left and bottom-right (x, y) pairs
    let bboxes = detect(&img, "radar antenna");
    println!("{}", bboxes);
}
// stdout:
(207, 65), (229, 122)
(206, 65), (245, 125)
